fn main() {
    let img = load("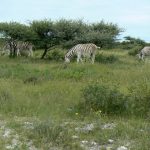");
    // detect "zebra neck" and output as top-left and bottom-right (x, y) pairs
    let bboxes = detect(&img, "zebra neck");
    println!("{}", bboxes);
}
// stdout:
(66, 49), (75, 58)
